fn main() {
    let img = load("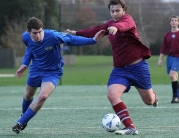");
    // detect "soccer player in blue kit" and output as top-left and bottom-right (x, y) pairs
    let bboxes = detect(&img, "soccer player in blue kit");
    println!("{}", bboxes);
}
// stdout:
(12, 17), (105, 134)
